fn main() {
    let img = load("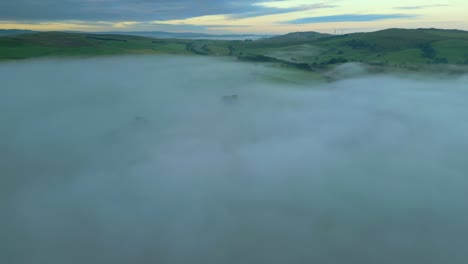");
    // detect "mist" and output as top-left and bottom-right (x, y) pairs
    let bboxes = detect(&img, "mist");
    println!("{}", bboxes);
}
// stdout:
(2, 56), (468, 264)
